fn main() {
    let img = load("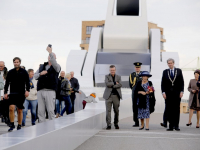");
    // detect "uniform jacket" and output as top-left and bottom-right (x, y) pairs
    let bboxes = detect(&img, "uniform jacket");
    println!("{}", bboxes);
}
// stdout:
(129, 71), (142, 89)
(103, 74), (122, 100)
